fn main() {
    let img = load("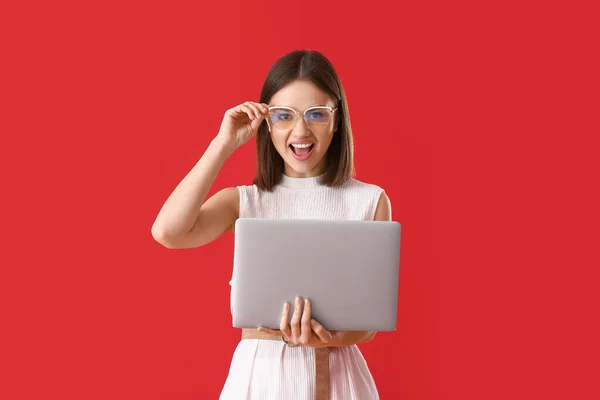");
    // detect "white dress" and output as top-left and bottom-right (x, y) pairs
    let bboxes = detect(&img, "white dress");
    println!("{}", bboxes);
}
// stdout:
(219, 174), (385, 400)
